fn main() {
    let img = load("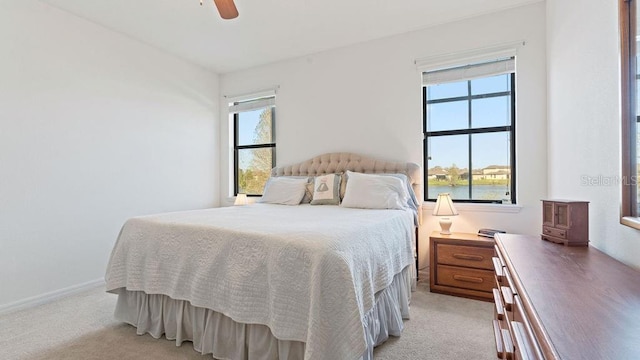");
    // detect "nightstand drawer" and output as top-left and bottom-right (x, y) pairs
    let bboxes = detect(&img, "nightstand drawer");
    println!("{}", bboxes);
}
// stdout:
(437, 243), (494, 270)
(542, 226), (566, 239)
(436, 264), (495, 292)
